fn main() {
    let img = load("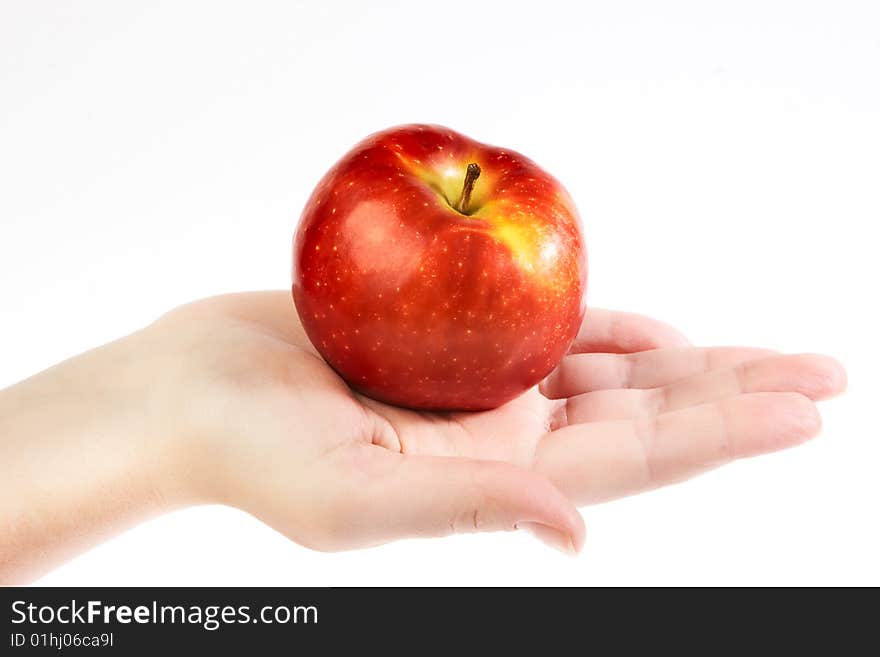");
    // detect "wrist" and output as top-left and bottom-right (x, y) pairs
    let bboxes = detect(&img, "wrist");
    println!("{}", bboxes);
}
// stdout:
(113, 326), (220, 511)
(0, 335), (185, 581)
